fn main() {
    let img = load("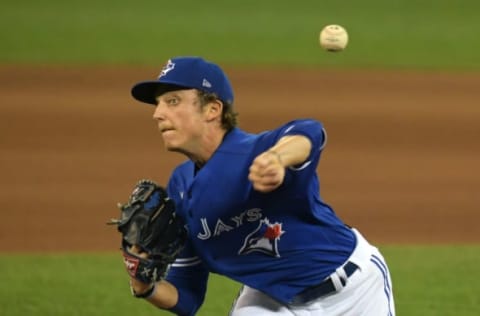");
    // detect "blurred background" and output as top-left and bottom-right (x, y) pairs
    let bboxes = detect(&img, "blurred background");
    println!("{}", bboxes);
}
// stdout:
(0, 1), (479, 315)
